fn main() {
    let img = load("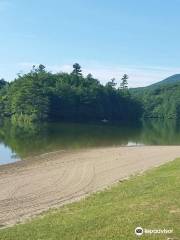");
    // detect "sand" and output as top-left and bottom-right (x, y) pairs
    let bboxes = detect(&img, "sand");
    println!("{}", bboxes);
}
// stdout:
(0, 146), (180, 227)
